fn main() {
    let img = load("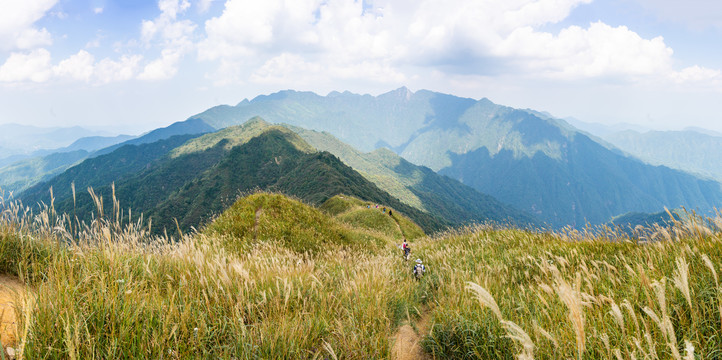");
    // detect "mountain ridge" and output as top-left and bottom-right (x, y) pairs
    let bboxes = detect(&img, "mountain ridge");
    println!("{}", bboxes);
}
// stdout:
(188, 88), (722, 227)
